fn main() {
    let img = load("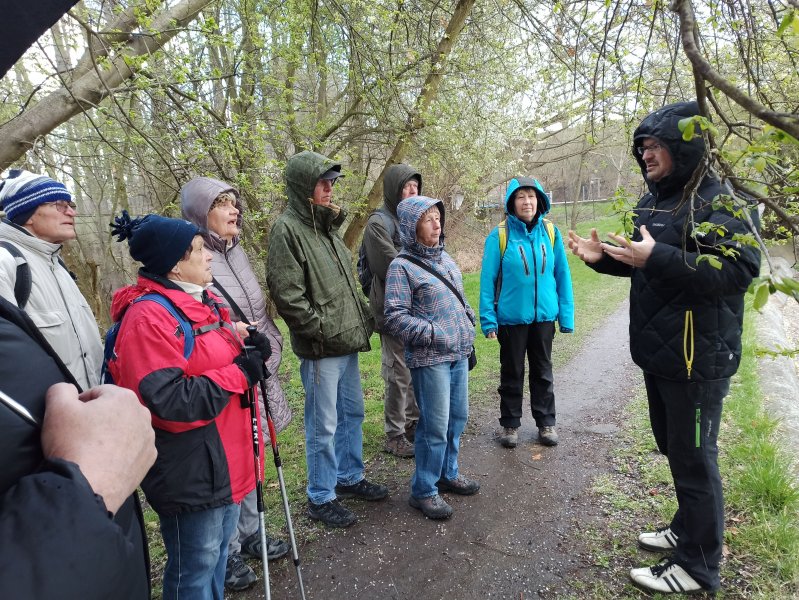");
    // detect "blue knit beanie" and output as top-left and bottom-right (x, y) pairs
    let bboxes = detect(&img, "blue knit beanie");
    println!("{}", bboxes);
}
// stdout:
(110, 210), (200, 276)
(0, 169), (72, 225)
